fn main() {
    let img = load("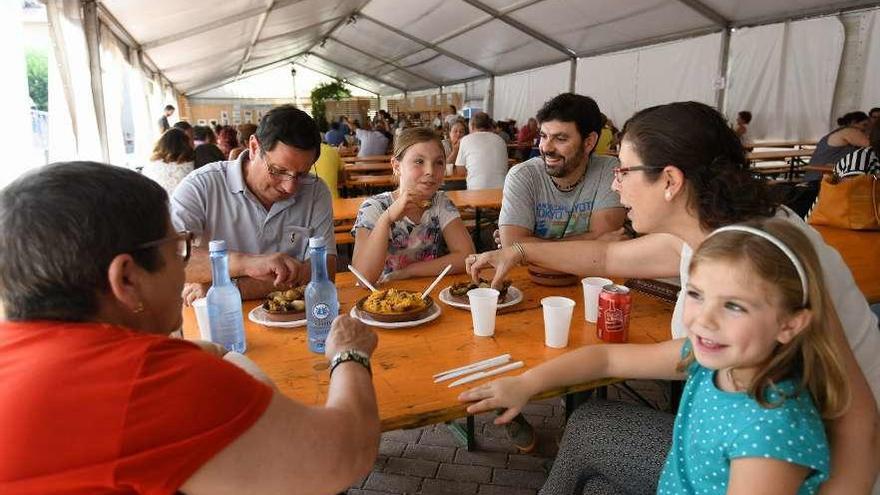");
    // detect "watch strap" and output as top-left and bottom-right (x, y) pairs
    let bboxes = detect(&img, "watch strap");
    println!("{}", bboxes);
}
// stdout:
(330, 349), (372, 376)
